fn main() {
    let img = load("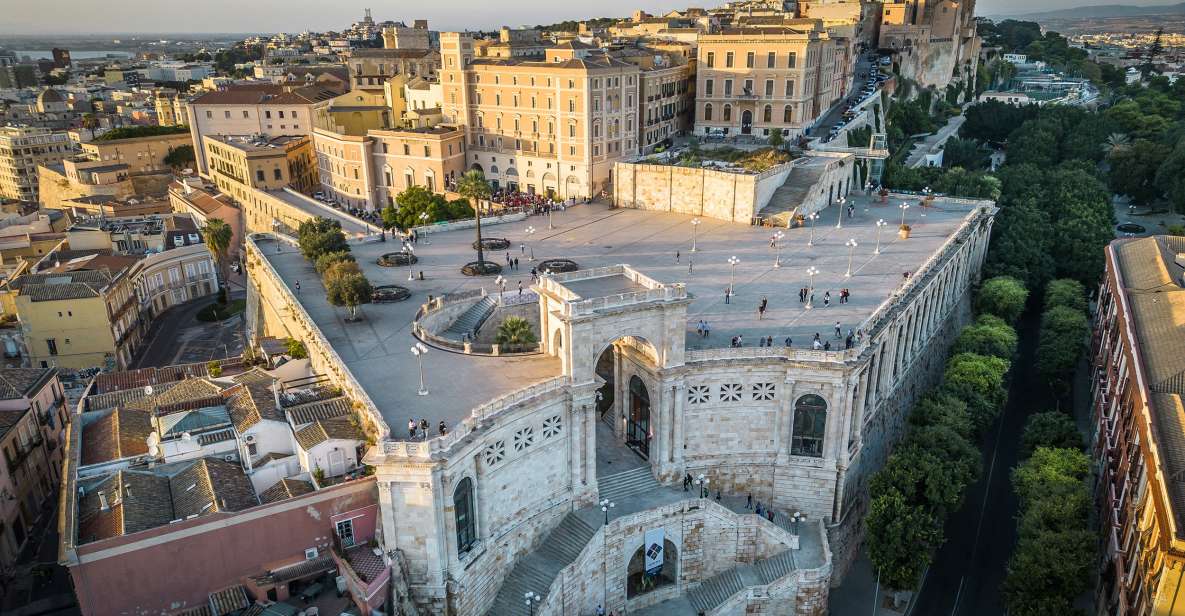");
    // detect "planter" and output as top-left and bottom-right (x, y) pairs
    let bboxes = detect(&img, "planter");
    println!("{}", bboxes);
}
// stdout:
(898, 225), (911, 239)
